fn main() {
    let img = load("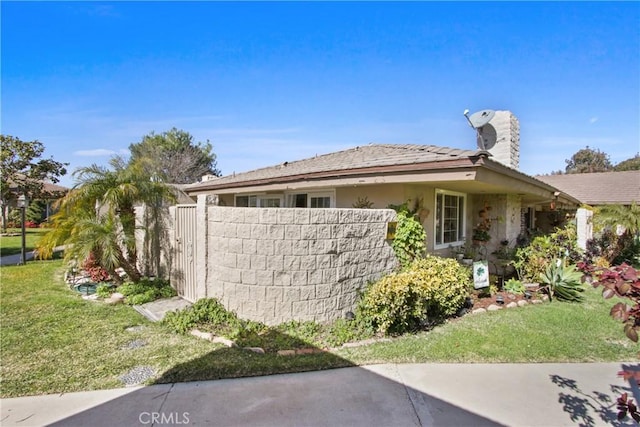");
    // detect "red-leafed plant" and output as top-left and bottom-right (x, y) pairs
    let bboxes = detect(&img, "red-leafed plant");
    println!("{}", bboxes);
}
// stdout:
(579, 261), (640, 422)
(579, 262), (640, 342)
(82, 252), (111, 283)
